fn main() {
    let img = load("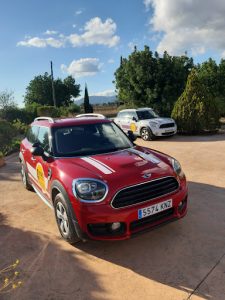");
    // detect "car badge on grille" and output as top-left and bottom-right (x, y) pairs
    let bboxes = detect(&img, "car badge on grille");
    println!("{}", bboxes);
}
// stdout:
(142, 173), (152, 179)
